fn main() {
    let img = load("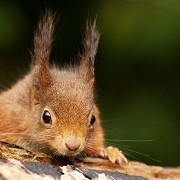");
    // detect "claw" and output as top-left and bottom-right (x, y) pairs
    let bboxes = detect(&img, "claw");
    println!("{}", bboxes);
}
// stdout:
(100, 146), (128, 164)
